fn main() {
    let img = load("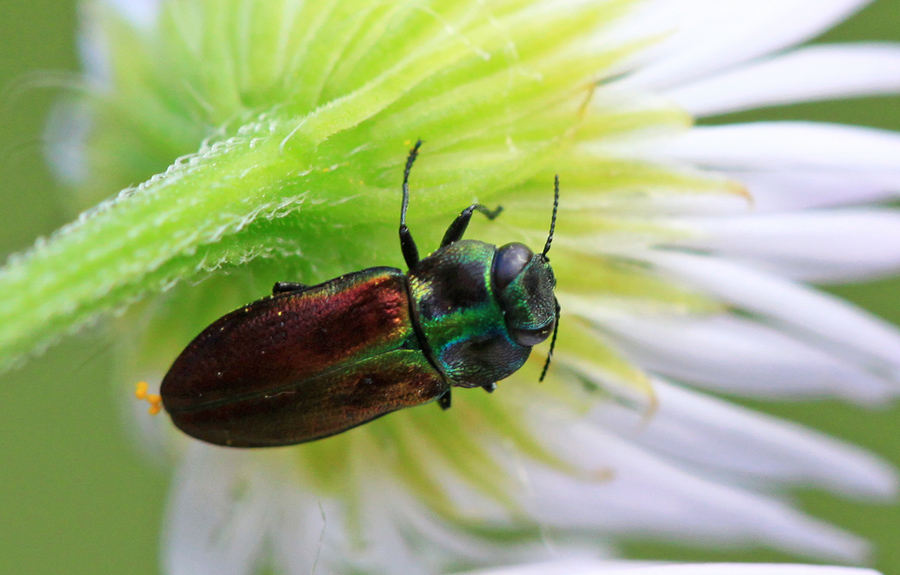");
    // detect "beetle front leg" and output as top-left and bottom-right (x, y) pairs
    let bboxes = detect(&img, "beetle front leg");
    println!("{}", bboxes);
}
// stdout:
(438, 390), (452, 410)
(440, 204), (503, 247)
(400, 226), (420, 269)
(399, 140), (423, 269)
(482, 382), (497, 393)
(272, 281), (308, 295)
